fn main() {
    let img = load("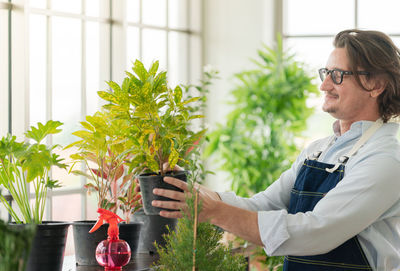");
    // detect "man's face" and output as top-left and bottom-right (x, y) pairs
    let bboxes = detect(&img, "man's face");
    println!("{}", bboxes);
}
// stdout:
(320, 48), (378, 122)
